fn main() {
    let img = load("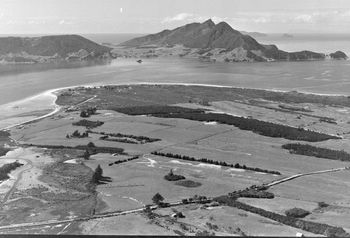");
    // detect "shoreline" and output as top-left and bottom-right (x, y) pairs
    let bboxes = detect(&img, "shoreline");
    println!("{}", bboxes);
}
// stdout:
(1, 82), (349, 132)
